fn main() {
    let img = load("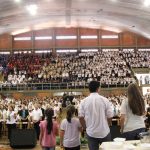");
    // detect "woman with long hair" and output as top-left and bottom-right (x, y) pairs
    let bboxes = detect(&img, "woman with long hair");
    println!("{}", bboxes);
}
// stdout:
(60, 105), (82, 150)
(39, 108), (59, 150)
(120, 83), (146, 140)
